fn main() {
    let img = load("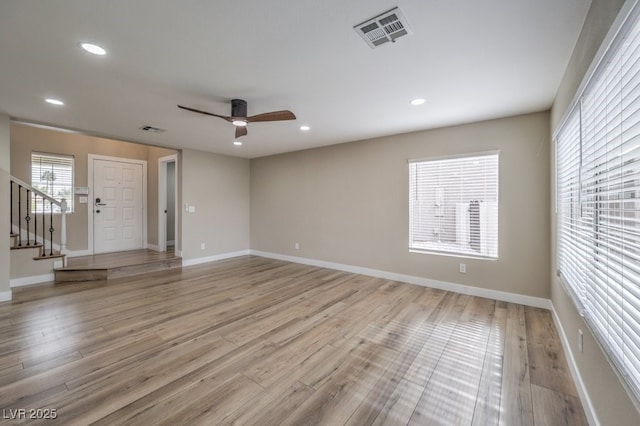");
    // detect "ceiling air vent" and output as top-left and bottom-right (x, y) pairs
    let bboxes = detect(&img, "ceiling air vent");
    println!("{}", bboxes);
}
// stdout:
(354, 7), (412, 49)
(140, 125), (166, 133)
